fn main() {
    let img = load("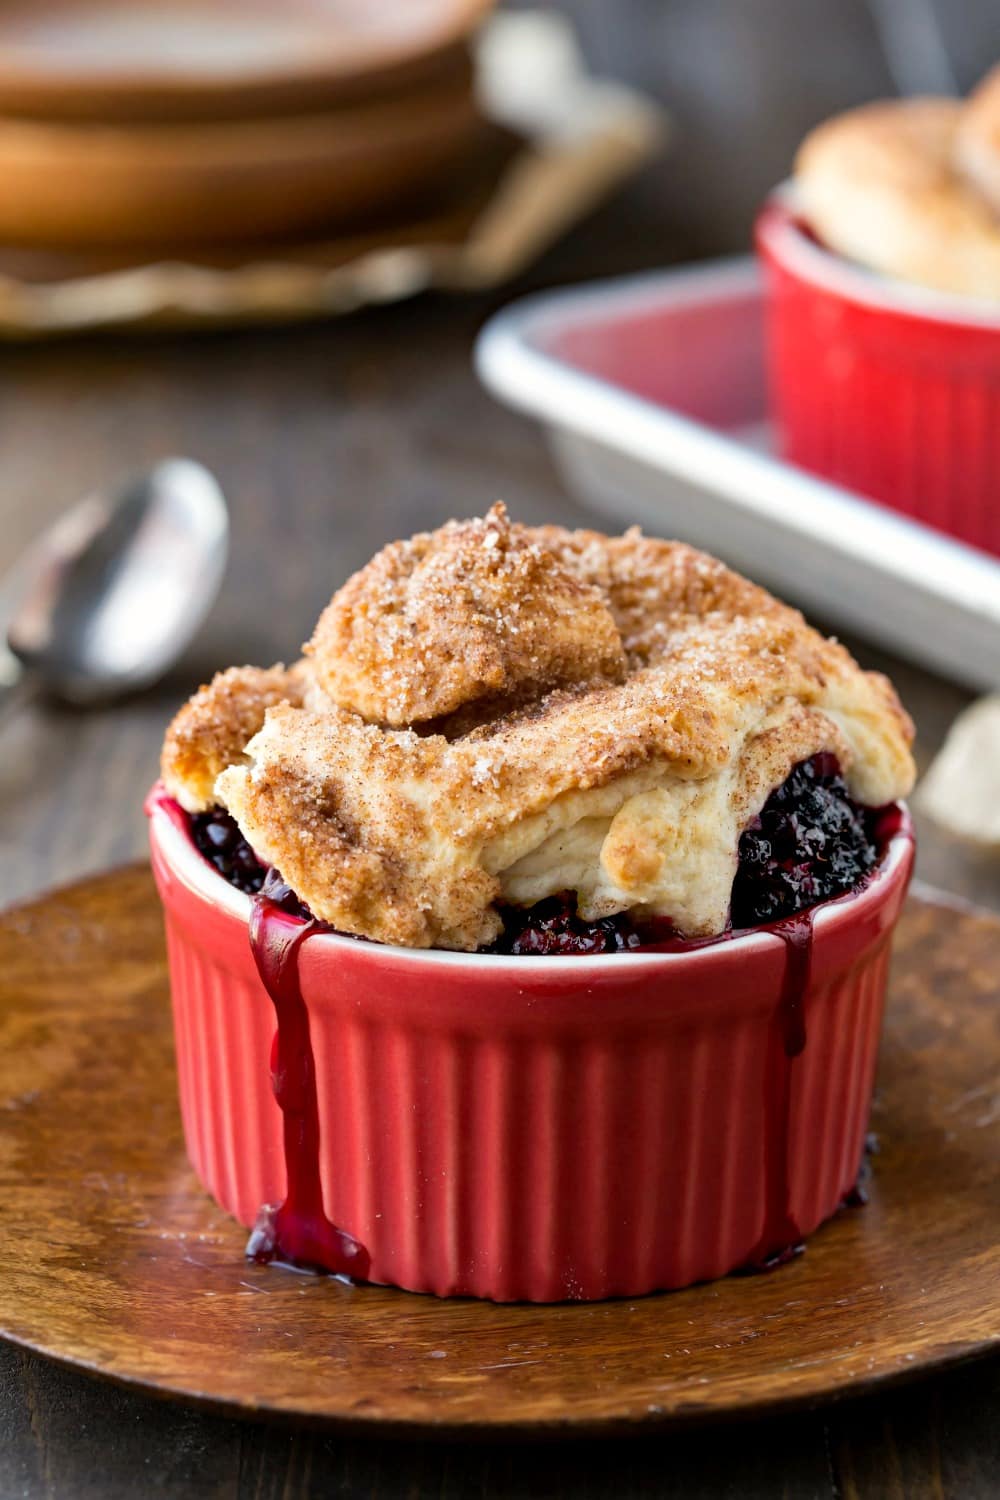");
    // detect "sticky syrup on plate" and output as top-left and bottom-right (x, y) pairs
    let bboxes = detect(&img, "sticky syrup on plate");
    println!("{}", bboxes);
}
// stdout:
(244, 876), (370, 1281)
